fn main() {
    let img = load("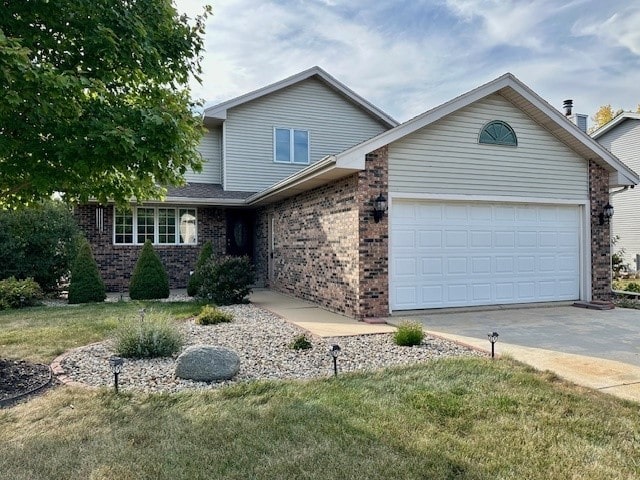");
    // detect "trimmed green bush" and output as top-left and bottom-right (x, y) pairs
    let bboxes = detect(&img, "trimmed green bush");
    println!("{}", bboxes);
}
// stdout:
(625, 282), (640, 293)
(289, 334), (312, 350)
(0, 277), (43, 310)
(393, 321), (425, 347)
(187, 241), (213, 296)
(68, 240), (106, 304)
(114, 313), (183, 358)
(195, 304), (234, 325)
(197, 255), (254, 305)
(129, 240), (170, 300)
